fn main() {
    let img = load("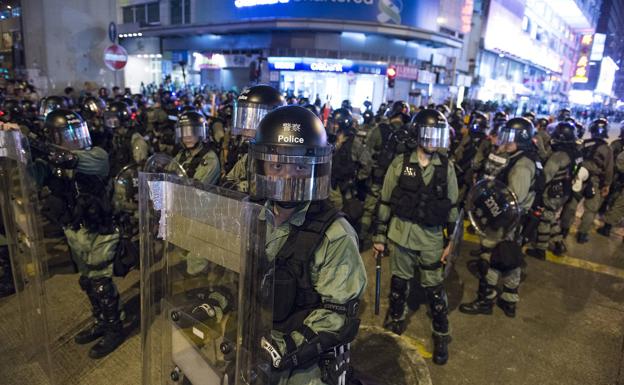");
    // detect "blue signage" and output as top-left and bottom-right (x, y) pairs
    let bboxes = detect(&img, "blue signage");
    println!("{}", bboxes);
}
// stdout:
(268, 57), (387, 75)
(196, 1), (440, 31)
